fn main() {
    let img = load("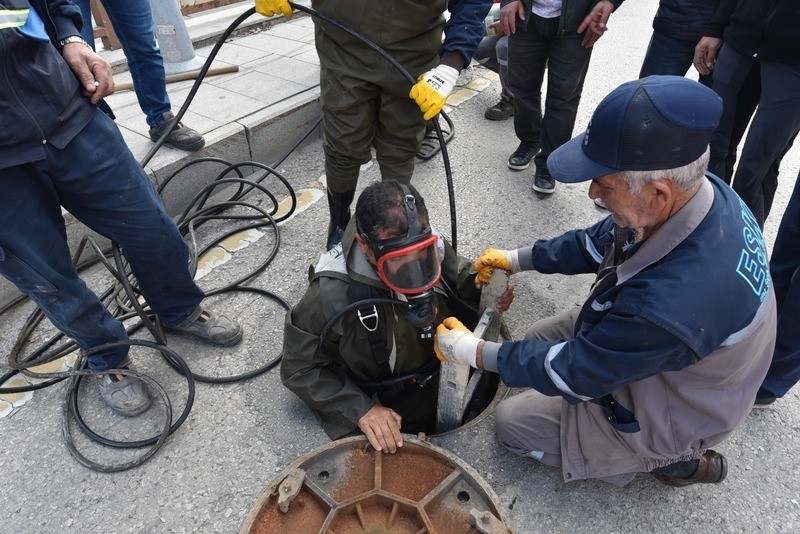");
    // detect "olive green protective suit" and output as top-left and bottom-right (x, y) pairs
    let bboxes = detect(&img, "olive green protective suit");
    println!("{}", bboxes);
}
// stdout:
(280, 222), (481, 440)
